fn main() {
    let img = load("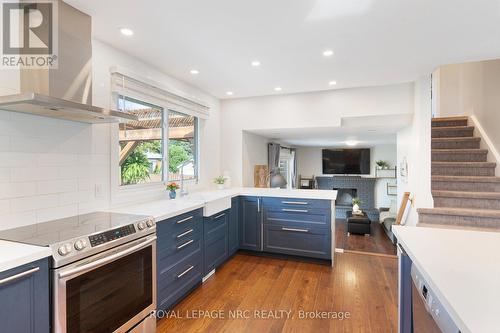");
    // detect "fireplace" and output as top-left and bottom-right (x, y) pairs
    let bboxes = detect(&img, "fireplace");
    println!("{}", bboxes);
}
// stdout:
(335, 188), (357, 206)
